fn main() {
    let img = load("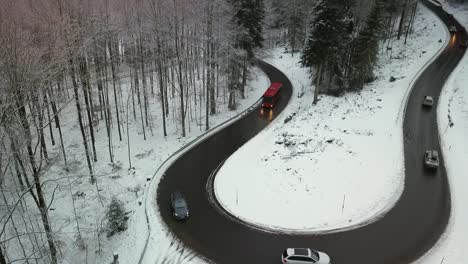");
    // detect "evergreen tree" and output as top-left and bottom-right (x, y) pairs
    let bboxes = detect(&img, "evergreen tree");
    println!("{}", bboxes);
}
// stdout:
(270, 0), (287, 29)
(286, 0), (309, 54)
(301, 0), (354, 96)
(106, 197), (128, 237)
(230, 0), (266, 58)
(350, 2), (382, 89)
